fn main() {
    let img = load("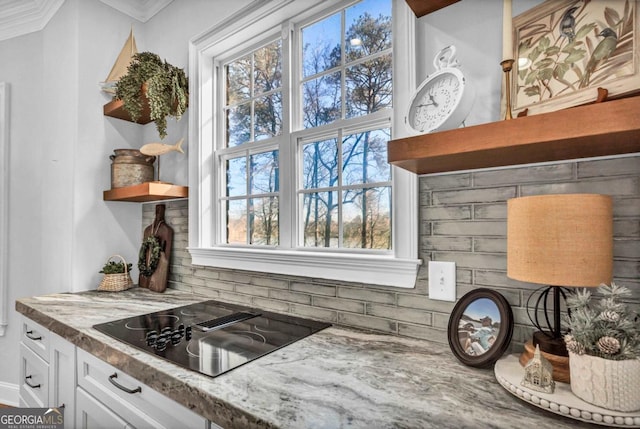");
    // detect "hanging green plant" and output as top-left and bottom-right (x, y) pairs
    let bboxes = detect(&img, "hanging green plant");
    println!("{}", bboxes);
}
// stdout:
(114, 52), (188, 139)
(138, 235), (162, 277)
